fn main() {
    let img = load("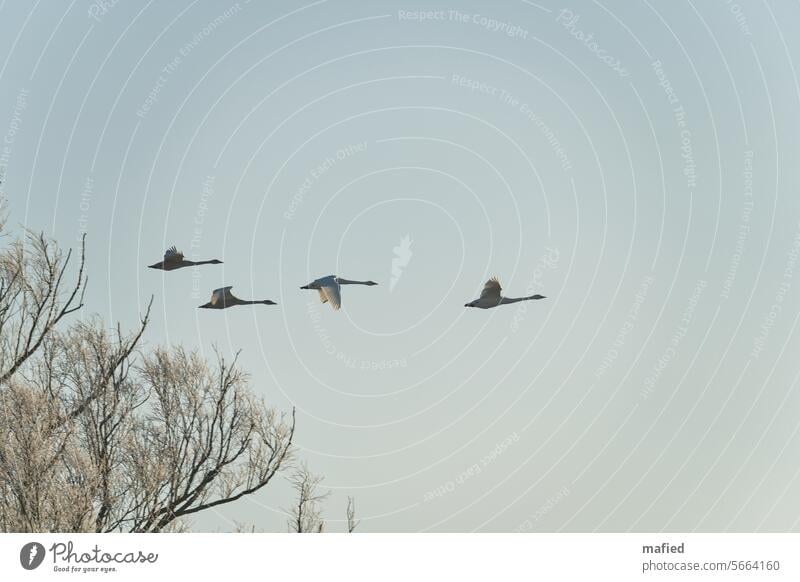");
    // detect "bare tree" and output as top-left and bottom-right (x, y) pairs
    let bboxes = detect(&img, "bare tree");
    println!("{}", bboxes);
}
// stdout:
(130, 348), (295, 532)
(287, 463), (329, 533)
(0, 318), (296, 532)
(285, 467), (360, 533)
(0, 310), (149, 532)
(346, 496), (359, 533)
(0, 231), (87, 384)
(0, 230), (297, 532)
